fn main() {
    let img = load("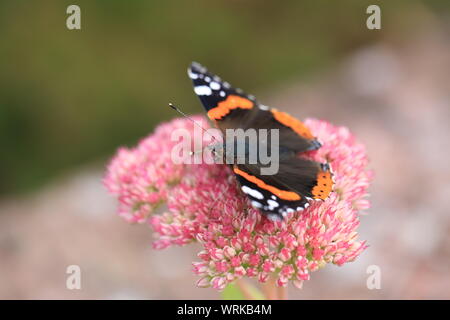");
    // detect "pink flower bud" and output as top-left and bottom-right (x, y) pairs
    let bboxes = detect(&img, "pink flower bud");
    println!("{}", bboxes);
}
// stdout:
(215, 261), (230, 273)
(280, 265), (294, 278)
(223, 246), (236, 258)
(230, 256), (241, 267)
(313, 248), (325, 260)
(279, 248), (292, 262)
(211, 276), (227, 291)
(246, 268), (257, 277)
(262, 260), (275, 273)
(209, 248), (224, 260)
(230, 238), (242, 251)
(269, 236), (280, 248)
(196, 277), (211, 288)
(293, 280), (303, 289)
(258, 272), (269, 283)
(234, 266), (246, 277)
(249, 254), (261, 266)
(277, 276), (288, 287)
(192, 262), (208, 275)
